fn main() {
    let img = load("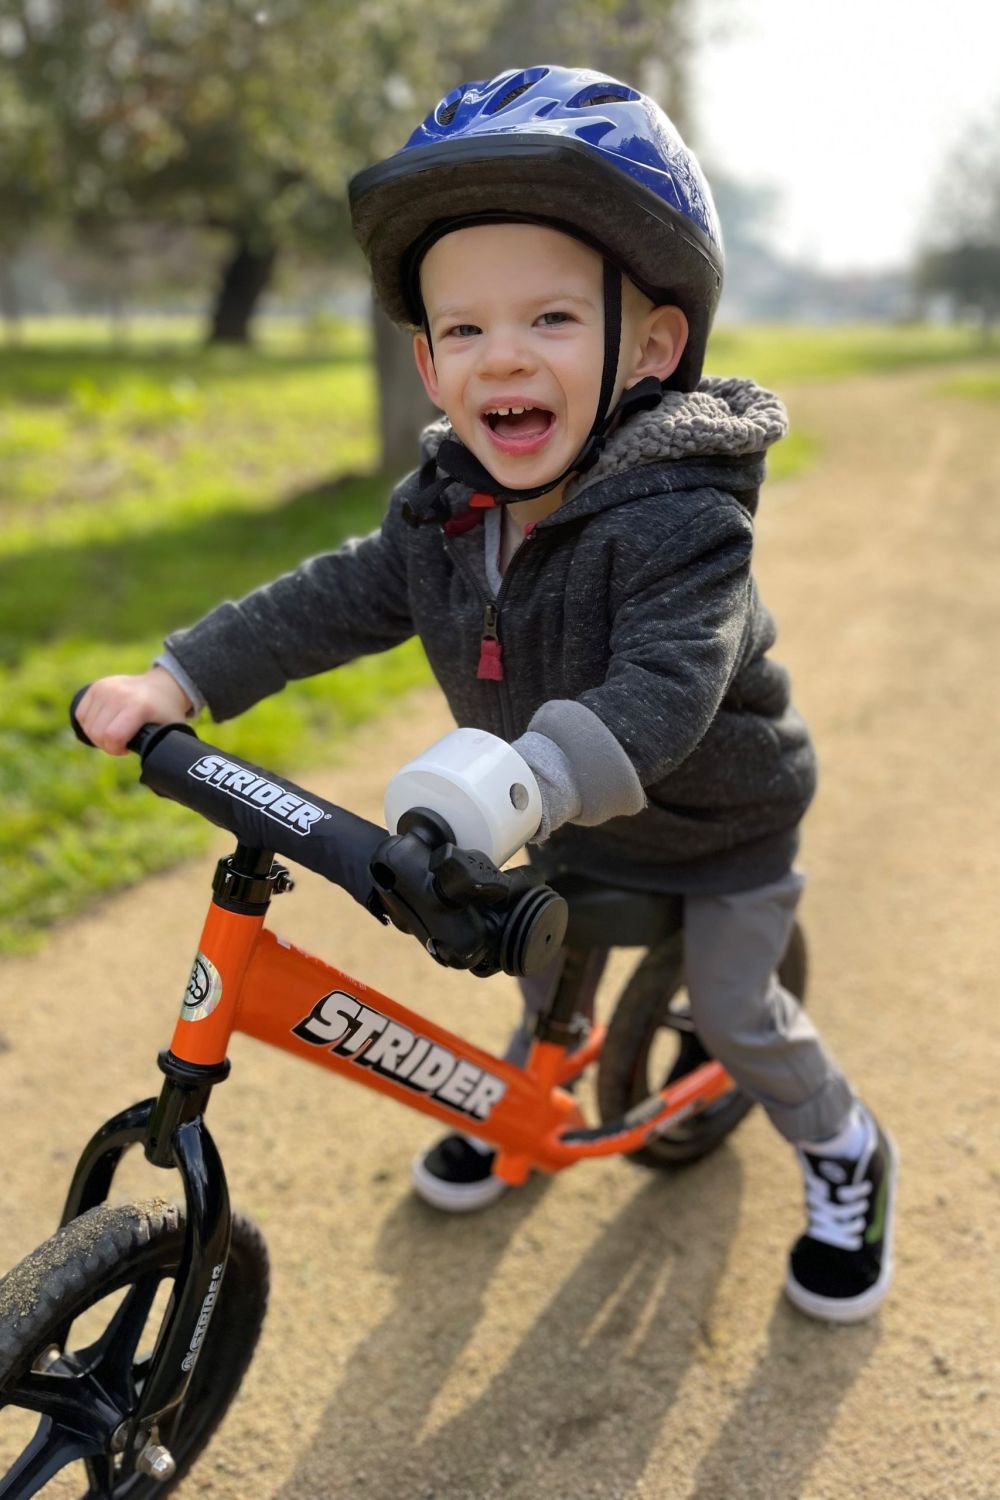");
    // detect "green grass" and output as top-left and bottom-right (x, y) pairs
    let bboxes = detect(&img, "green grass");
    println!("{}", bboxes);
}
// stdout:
(1, 320), (432, 954)
(2, 316), (993, 955)
(706, 322), (998, 387)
